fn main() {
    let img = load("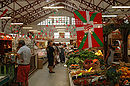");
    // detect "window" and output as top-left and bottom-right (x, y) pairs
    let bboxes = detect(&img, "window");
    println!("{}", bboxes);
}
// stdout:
(37, 19), (52, 25)
(37, 16), (70, 25)
(72, 18), (75, 25)
(53, 16), (70, 25)
(54, 32), (59, 39)
(65, 32), (70, 38)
